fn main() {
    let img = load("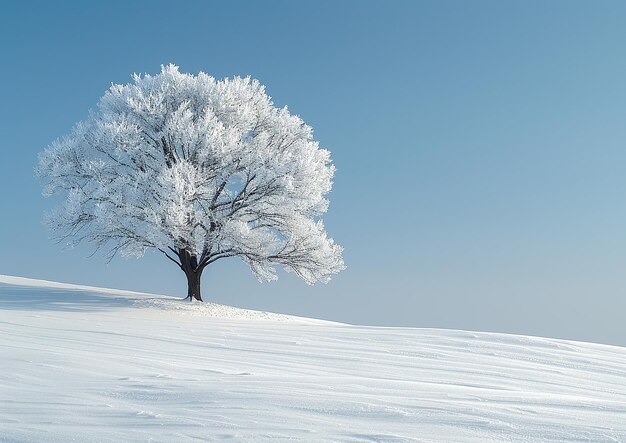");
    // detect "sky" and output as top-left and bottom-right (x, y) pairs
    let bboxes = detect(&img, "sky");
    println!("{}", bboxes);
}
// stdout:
(2, 0), (626, 346)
